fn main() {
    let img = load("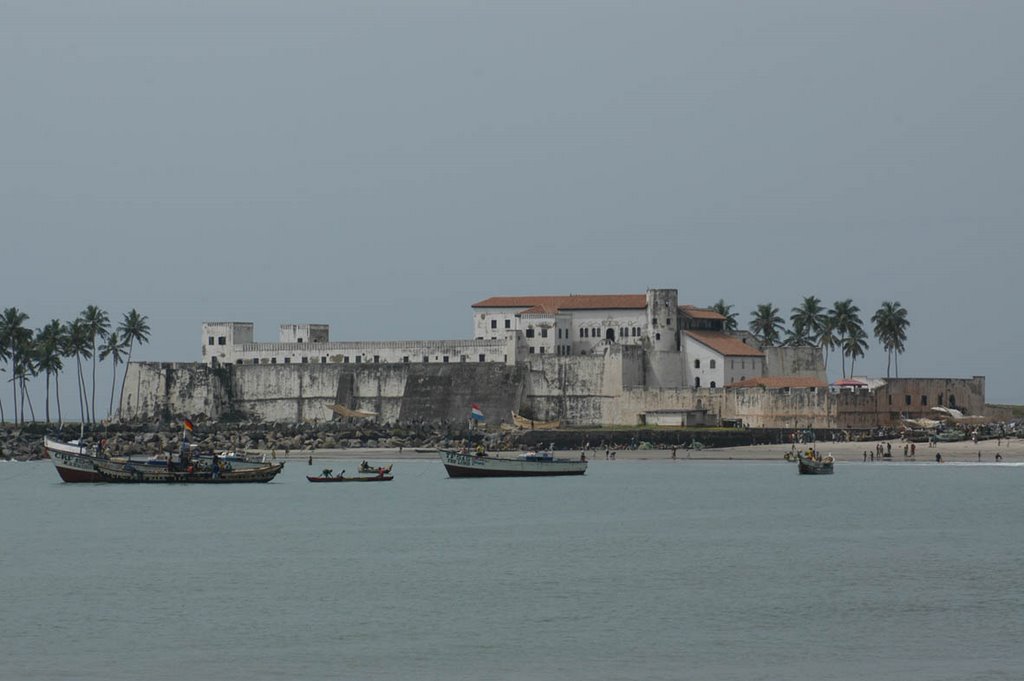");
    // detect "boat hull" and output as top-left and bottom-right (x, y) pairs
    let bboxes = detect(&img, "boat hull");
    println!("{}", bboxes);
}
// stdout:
(440, 450), (587, 478)
(307, 475), (393, 482)
(45, 438), (104, 482)
(93, 459), (285, 483)
(797, 456), (834, 475)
